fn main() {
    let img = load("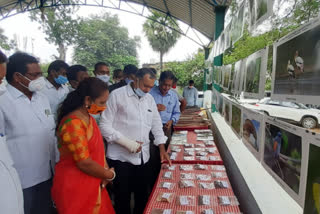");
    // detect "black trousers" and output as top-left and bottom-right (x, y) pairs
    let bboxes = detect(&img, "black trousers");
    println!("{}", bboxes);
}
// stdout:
(107, 159), (150, 214)
(23, 179), (53, 214)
